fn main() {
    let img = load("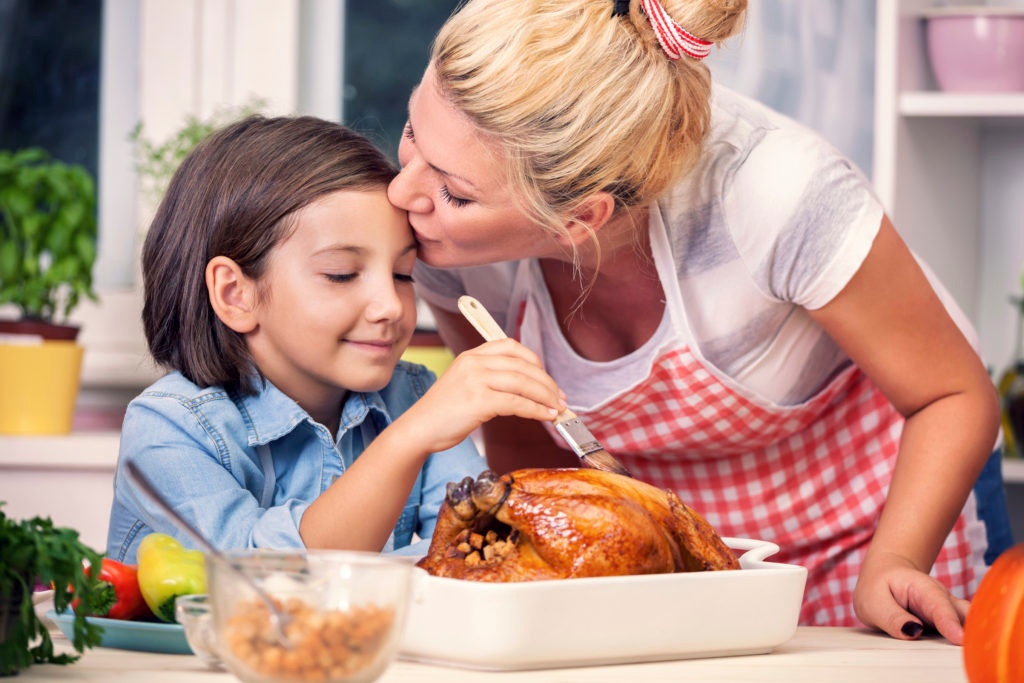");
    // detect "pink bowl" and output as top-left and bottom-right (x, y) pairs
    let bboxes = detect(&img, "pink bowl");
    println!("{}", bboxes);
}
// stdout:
(925, 7), (1024, 93)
